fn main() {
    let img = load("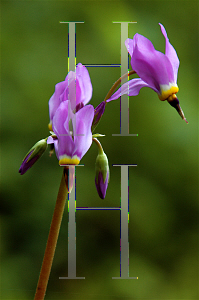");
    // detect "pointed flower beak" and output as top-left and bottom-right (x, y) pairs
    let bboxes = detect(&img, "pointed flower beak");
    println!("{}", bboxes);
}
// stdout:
(19, 139), (47, 175)
(167, 94), (188, 123)
(94, 138), (109, 199)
